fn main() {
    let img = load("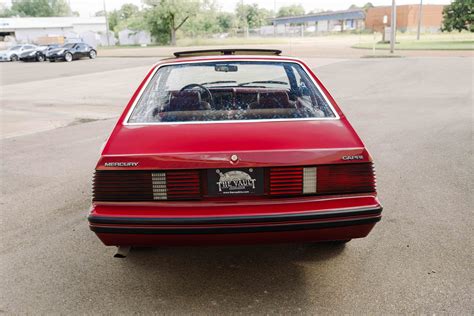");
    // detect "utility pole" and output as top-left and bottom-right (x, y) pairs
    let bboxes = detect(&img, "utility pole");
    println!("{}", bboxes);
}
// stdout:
(417, 0), (423, 40)
(103, 0), (110, 46)
(273, 0), (276, 36)
(390, 0), (396, 53)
